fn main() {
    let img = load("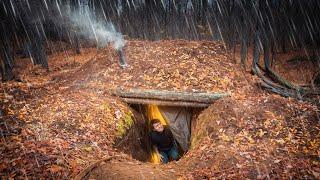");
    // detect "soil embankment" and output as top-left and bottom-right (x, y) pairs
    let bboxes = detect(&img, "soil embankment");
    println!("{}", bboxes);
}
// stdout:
(1, 40), (318, 179)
